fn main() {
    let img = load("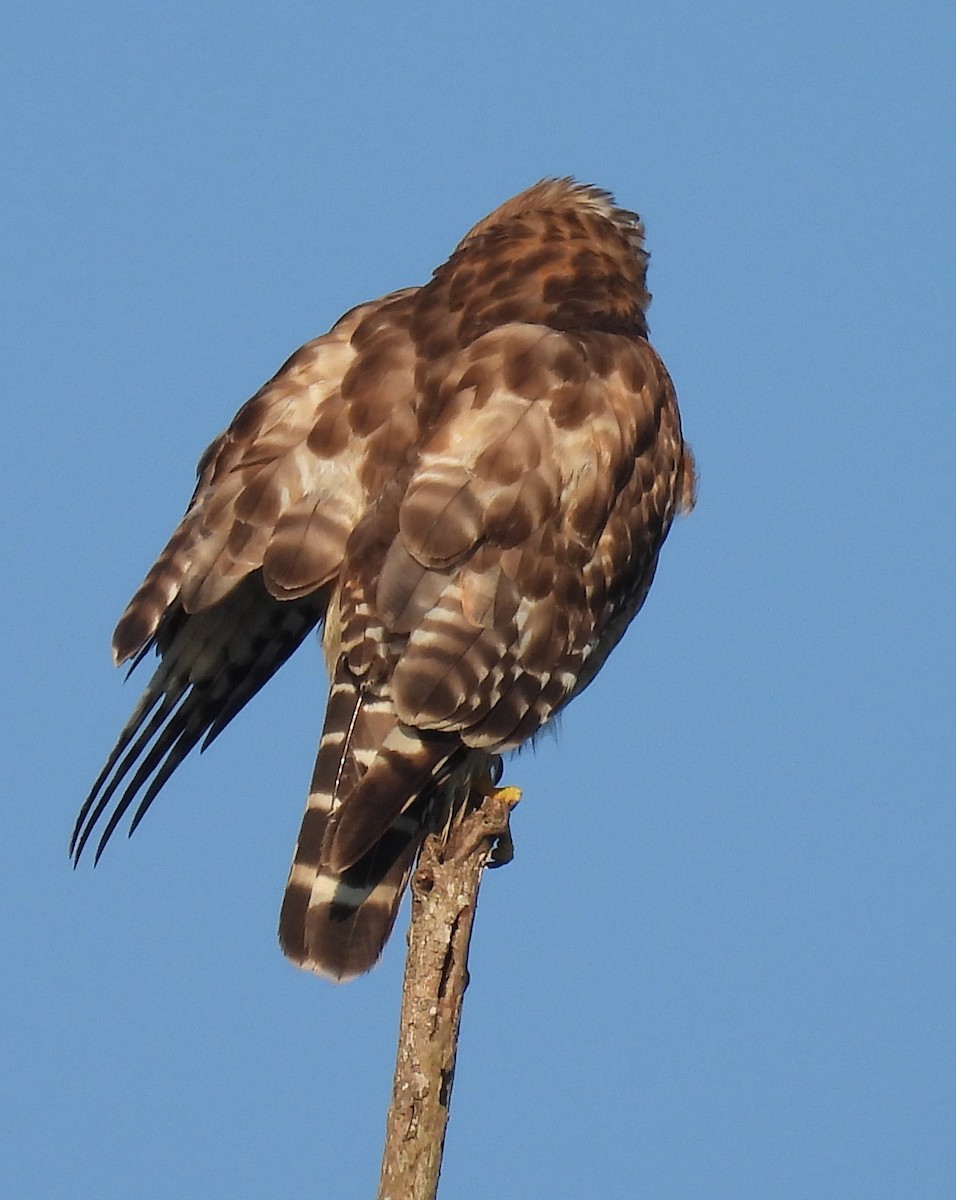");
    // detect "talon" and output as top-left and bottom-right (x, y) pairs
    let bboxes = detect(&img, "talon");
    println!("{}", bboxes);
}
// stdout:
(488, 785), (520, 866)
(489, 826), (514, 867)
